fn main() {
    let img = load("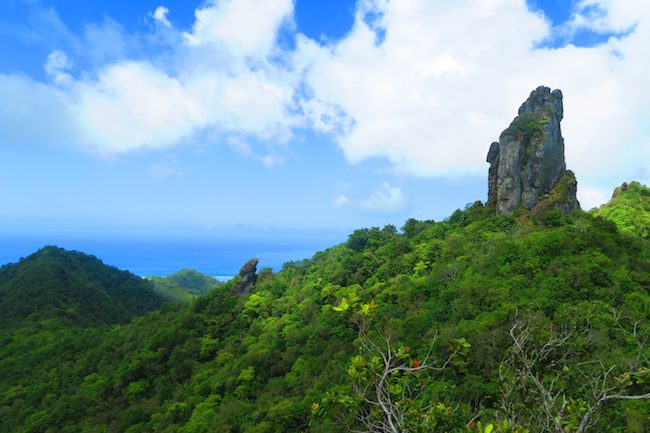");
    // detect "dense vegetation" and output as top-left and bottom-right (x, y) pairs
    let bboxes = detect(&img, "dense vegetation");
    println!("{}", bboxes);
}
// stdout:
(596, 181), (650, 238)
(0, 246), (163, 328)
(148, 269), (223, 302)
(1, 184), (649, 433)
